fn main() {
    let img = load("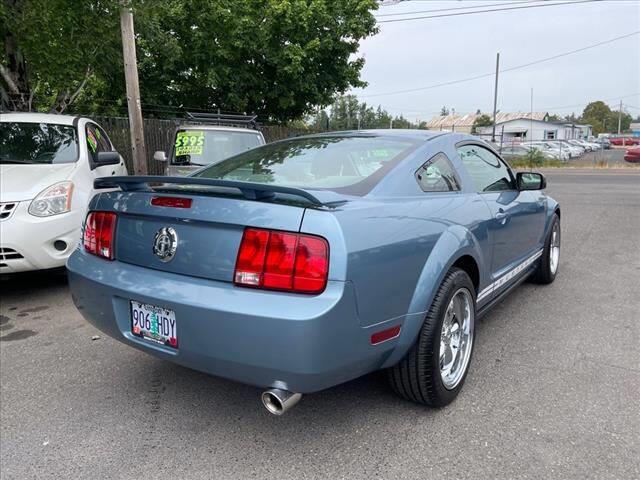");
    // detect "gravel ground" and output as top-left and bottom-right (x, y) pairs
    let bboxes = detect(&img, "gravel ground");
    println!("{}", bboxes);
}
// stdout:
(1, 170), (639, 479)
